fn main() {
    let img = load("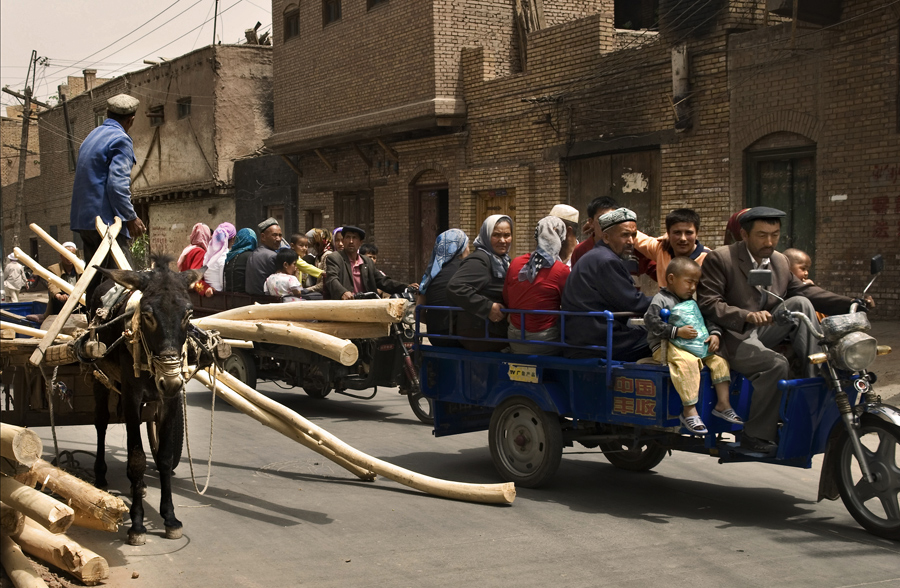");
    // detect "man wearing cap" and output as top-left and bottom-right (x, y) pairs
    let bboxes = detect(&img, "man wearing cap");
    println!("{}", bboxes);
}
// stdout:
(549, 204), (579, 265)
(697, 206), (871, 454)
(245, 217), (283, 296)
(71, 94), (145, 303)
(324, 226), (414, 300)
(46, 242), (83, 316)
(3, 253), (27, 302)
(570, 196), (620, 266)
(561, 207), (651, 361)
